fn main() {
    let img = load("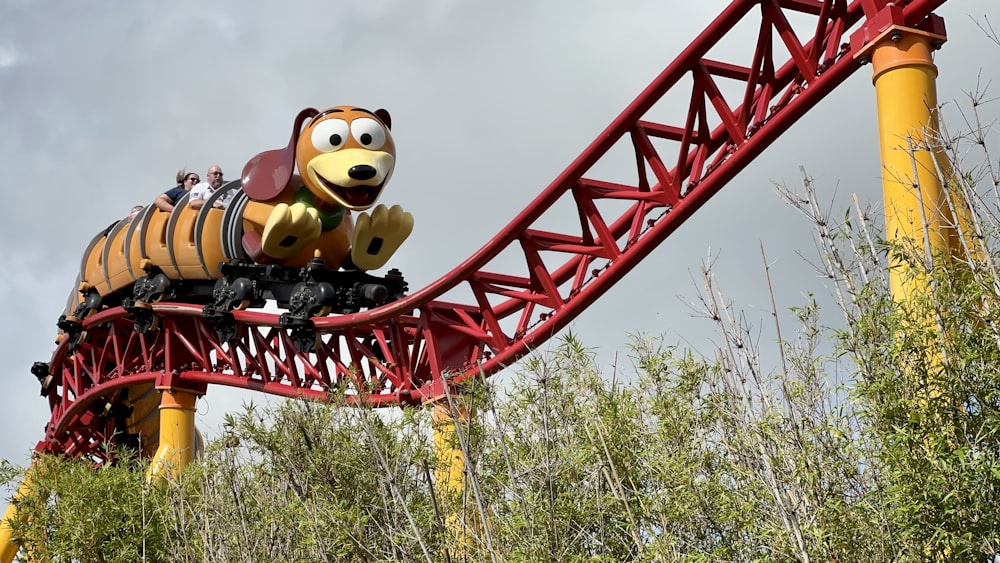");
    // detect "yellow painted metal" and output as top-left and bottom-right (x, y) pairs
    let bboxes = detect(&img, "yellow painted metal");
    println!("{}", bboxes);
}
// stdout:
(145, 388), (200, 482)
(432, 400), (475, 555)
(122, 384), (164, 459)
(862, 25), (974, 411)
(0, 462), (33, 563)
(432, 402), (467, 495)
(866, 26), (961, 298)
